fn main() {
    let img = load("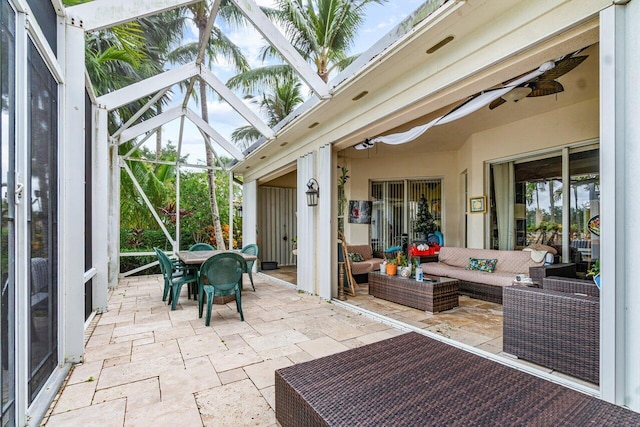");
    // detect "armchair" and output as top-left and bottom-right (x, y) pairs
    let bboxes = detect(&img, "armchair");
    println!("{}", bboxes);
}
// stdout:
(503, 276), (599, 384)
